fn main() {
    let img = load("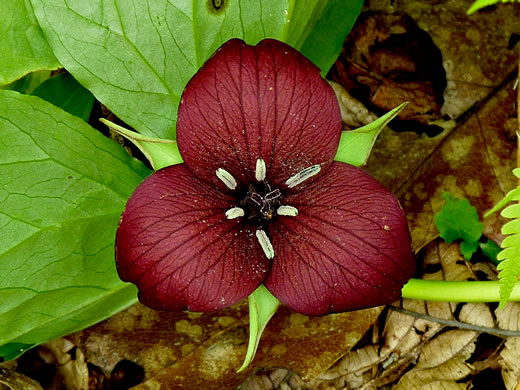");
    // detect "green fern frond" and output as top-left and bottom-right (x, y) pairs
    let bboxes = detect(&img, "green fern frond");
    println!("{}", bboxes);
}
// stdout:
(467, 0), (520, 15)
(485, 168), (520, 307)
